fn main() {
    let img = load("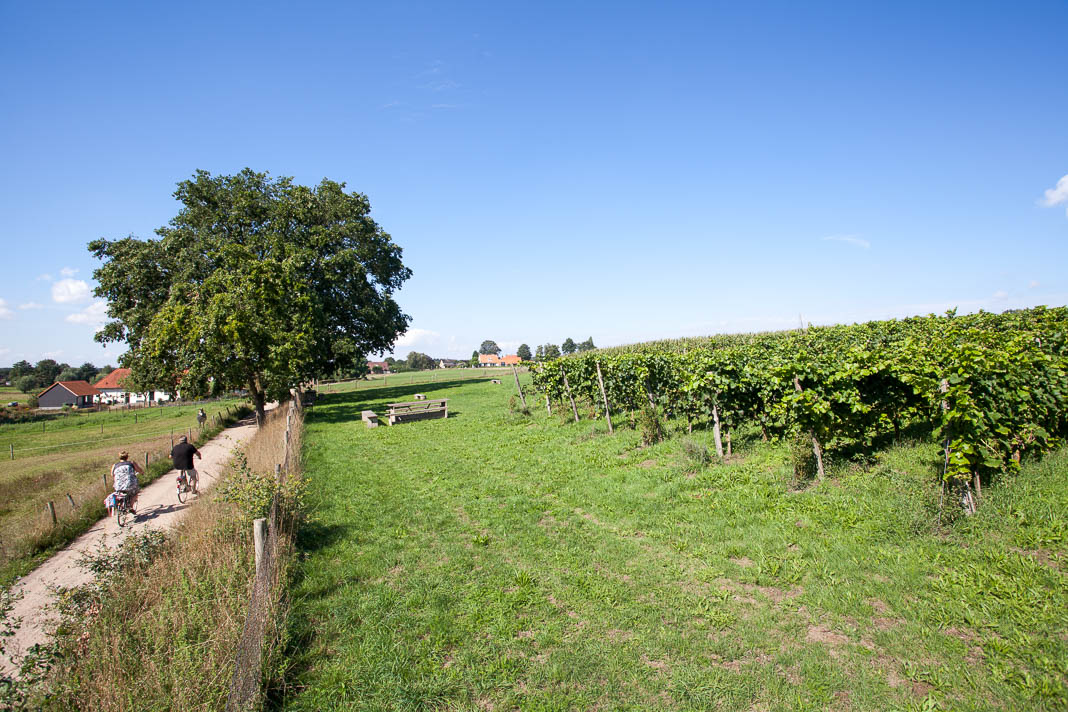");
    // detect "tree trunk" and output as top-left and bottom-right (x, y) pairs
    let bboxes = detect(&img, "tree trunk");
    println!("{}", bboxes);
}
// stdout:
(249, 379), (266, 427)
